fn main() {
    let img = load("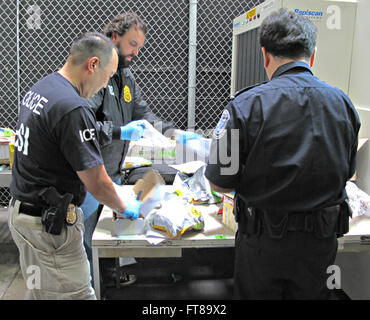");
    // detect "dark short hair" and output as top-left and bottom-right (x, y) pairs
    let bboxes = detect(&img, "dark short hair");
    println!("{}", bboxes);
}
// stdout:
(102, 12), (148, 38)
(69, 32), (117, 68)
(259, 8), (317, 59)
